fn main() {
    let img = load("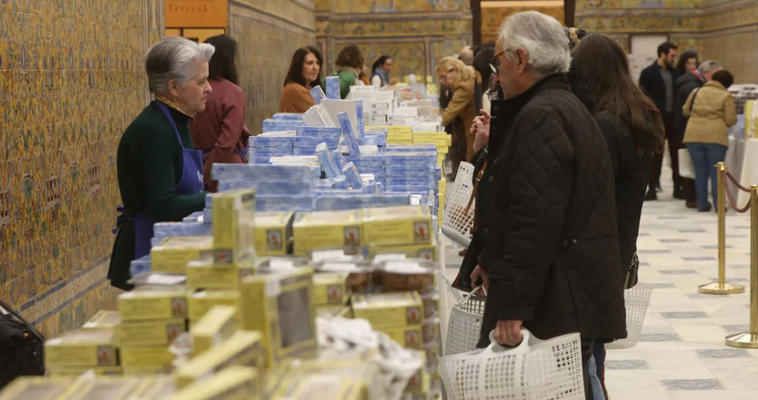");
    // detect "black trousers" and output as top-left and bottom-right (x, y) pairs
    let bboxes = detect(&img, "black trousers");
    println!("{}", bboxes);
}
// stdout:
(650, 113), (680, 192)
(581, 336), (596, 400)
